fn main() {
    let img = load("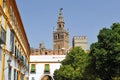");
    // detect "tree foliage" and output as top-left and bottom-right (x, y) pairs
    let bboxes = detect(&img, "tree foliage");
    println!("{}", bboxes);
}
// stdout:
(53, 47), (89, 80)
(54, 23), (120, 80)
(89, 23), (120, 80)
